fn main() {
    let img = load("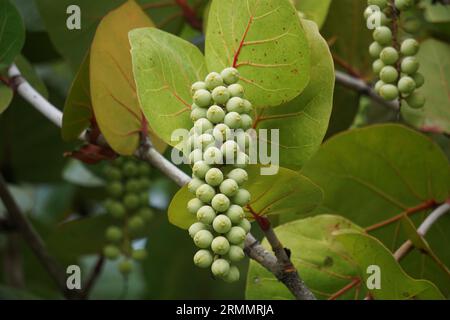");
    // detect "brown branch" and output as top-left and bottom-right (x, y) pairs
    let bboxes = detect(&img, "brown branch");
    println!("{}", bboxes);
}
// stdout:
(79, 255), (105, 299)
(175, 0), (202, 31)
